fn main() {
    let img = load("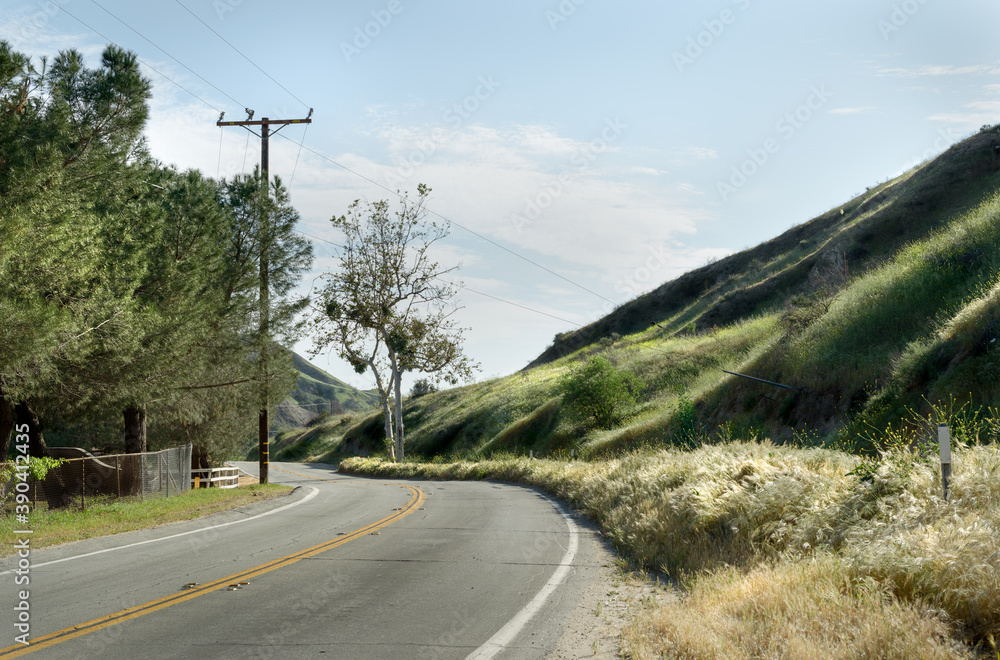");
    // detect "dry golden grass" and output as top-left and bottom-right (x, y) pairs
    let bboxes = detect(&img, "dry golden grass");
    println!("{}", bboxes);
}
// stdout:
(621, 556), (970, 660)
